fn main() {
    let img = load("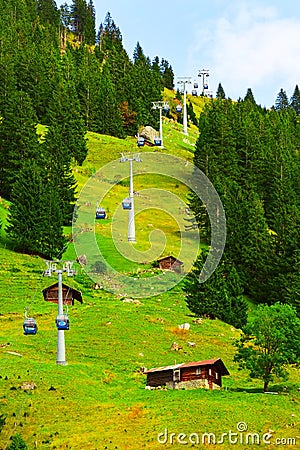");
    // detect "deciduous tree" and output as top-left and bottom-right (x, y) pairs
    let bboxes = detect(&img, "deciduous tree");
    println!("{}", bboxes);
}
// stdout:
(234, 303), (300, 392)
